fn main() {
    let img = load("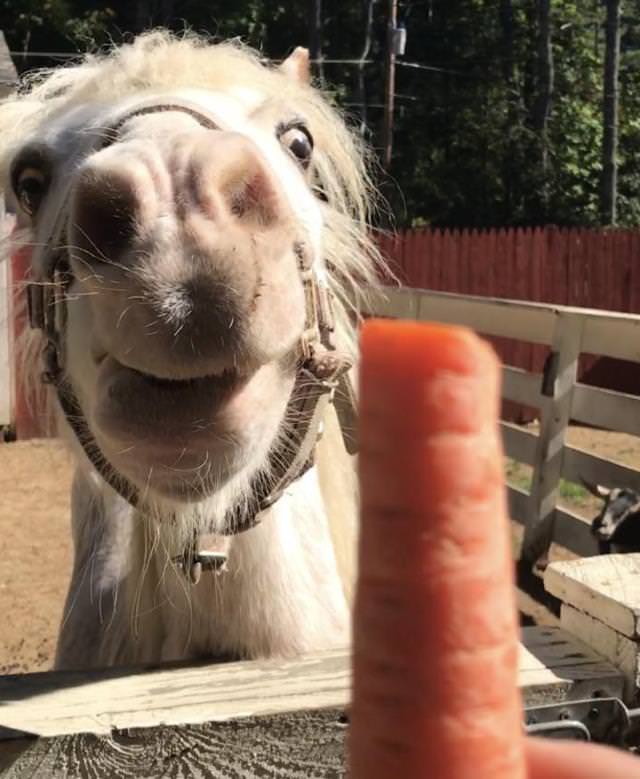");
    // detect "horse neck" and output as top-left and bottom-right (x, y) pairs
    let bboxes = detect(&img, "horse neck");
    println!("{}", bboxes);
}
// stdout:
(157, 408), (357, 659)
(207, 464), (351, 657)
